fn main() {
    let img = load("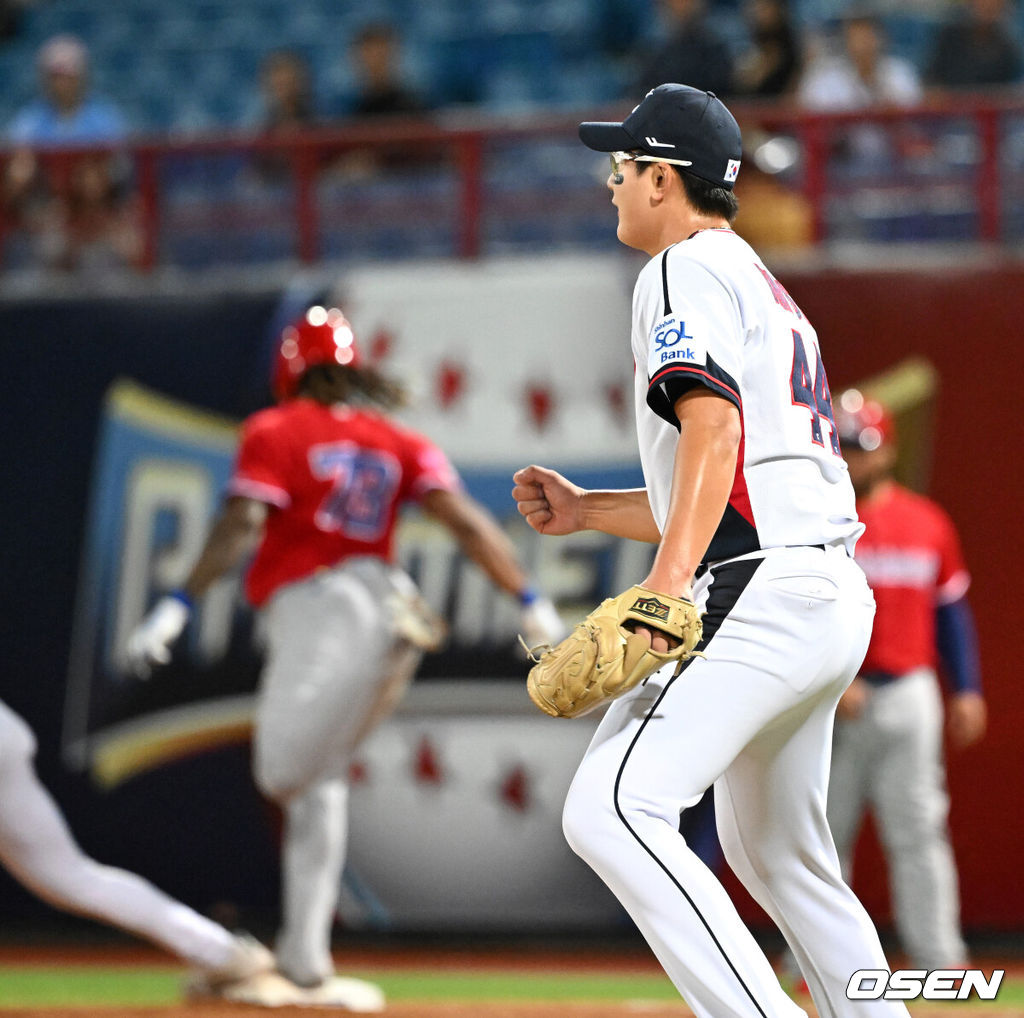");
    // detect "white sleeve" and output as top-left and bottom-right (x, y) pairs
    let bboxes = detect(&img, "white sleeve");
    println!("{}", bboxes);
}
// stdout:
(644, 248), (743, 427)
